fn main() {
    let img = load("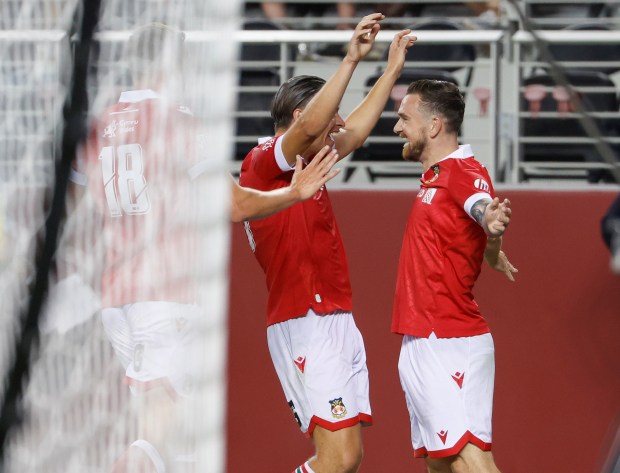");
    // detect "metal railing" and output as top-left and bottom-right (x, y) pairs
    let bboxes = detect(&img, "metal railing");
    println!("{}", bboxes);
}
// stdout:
(509, 29), (620, 184)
